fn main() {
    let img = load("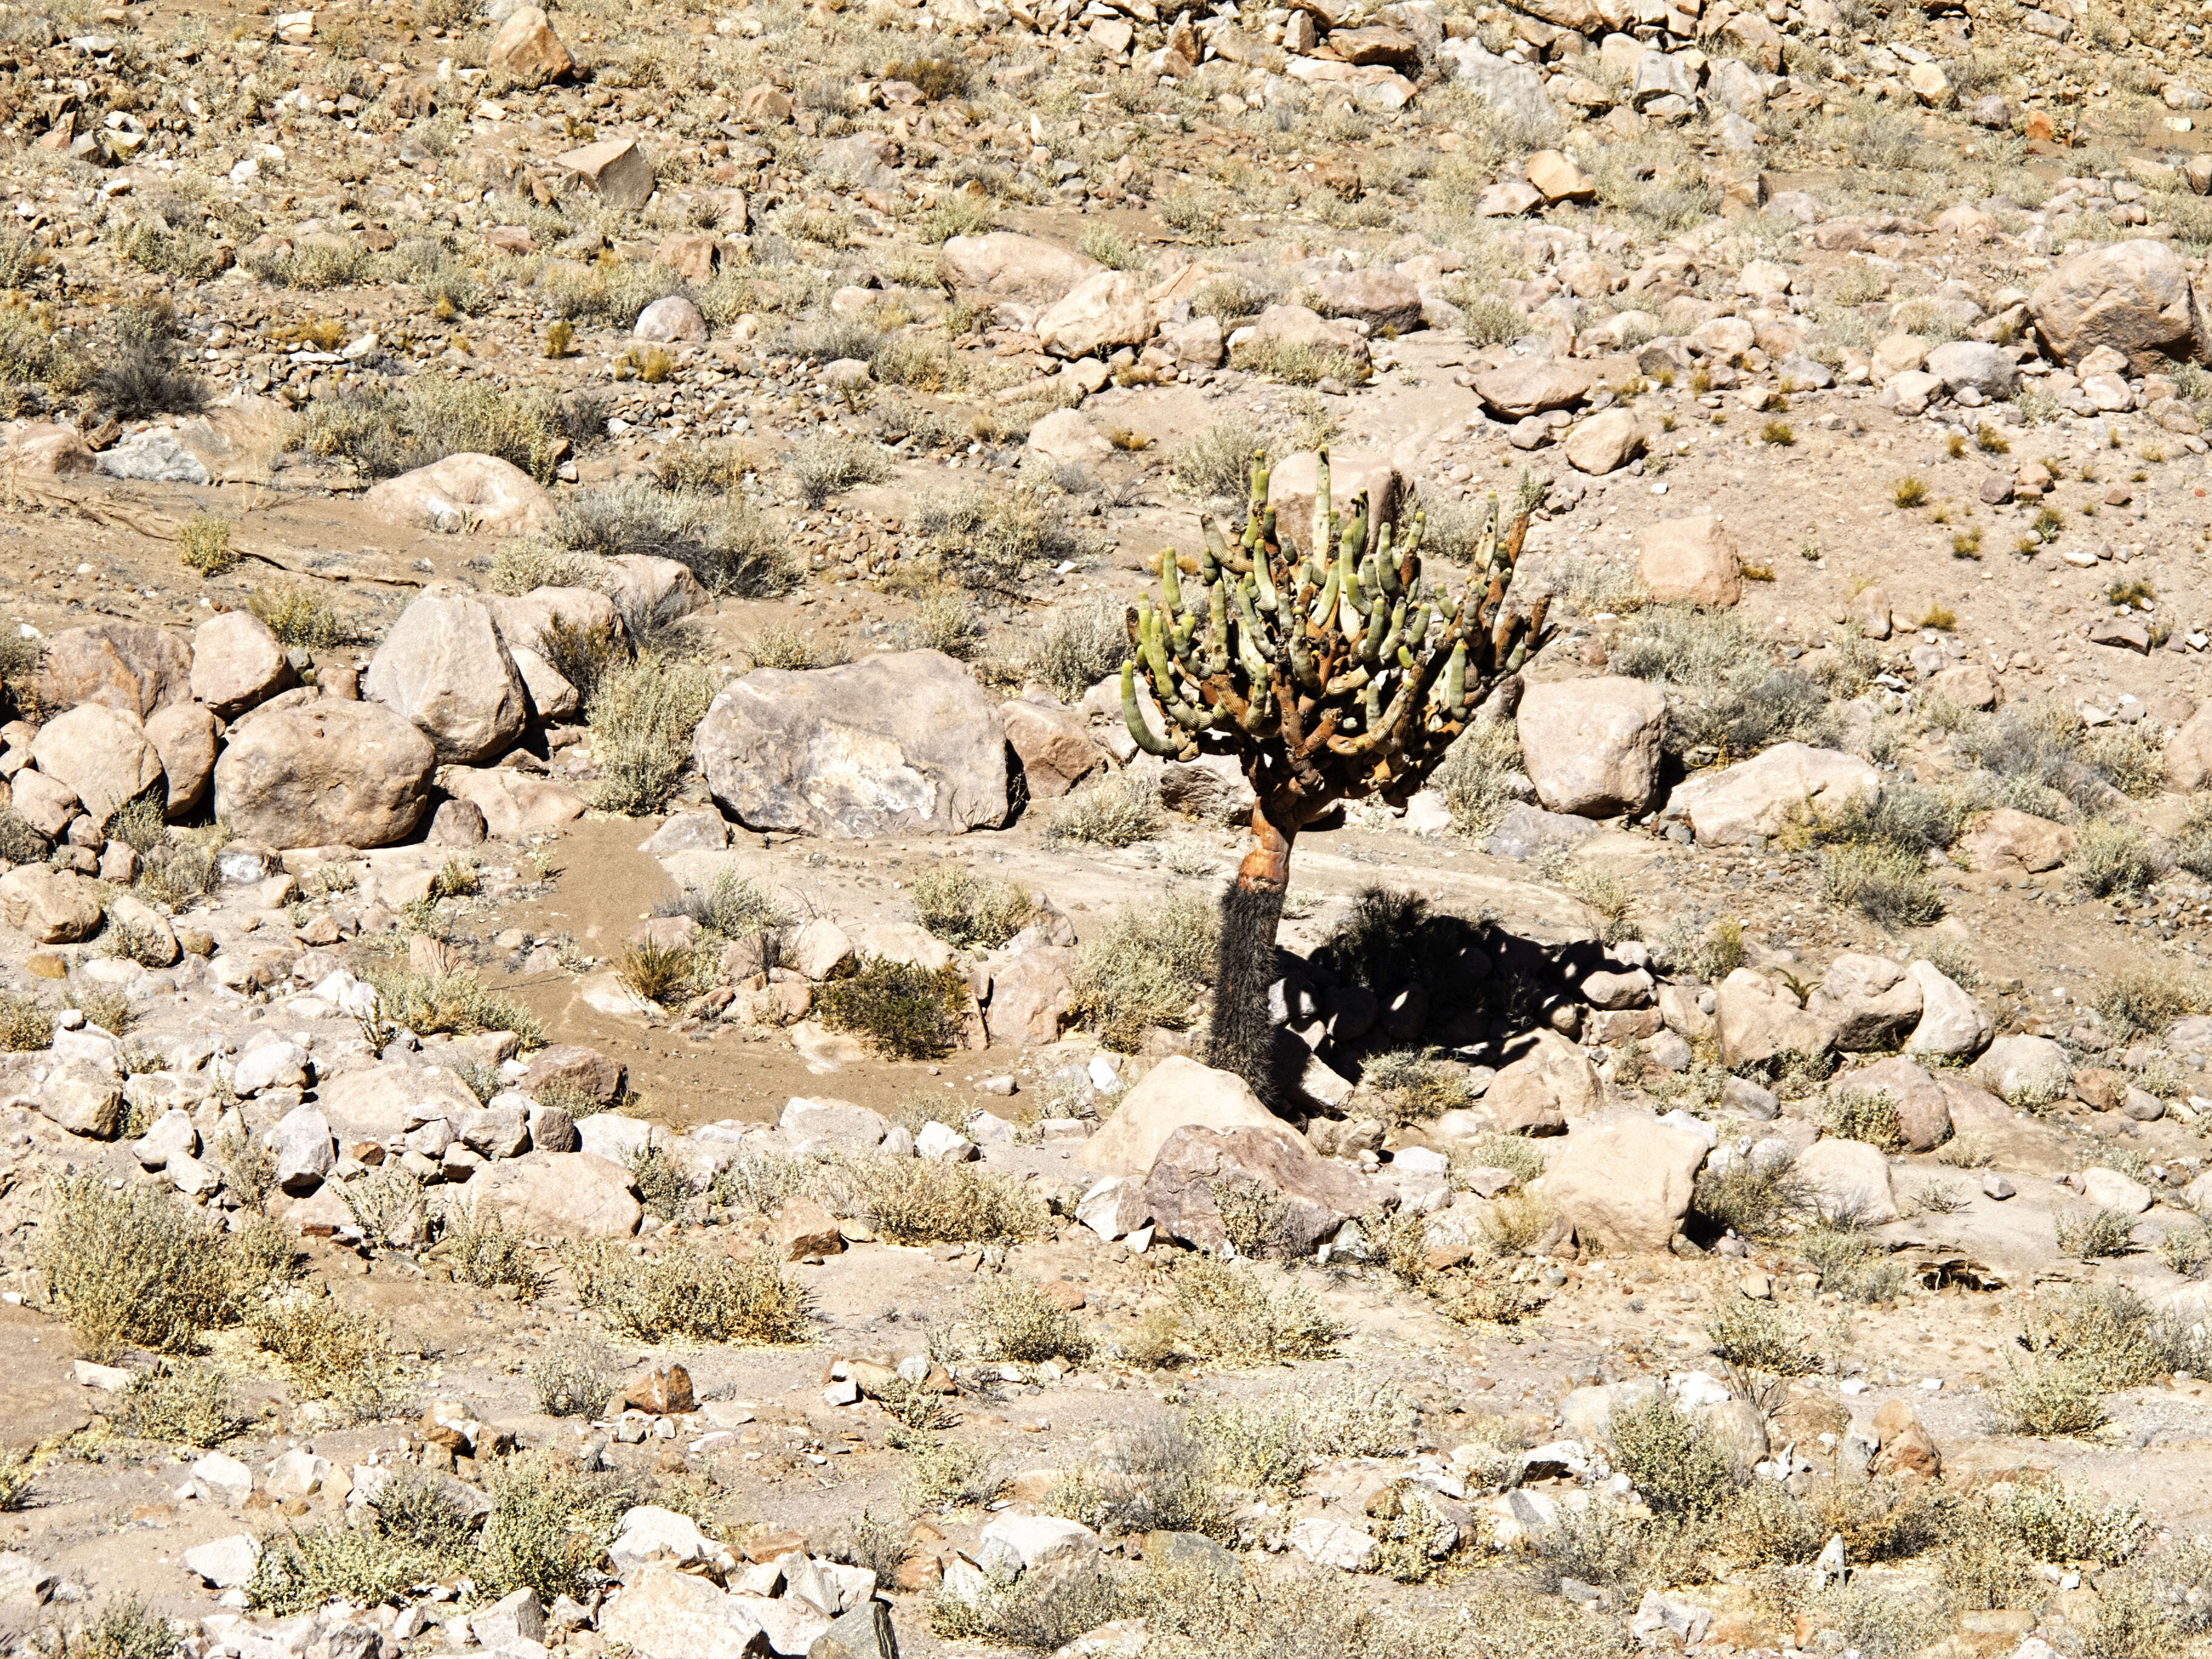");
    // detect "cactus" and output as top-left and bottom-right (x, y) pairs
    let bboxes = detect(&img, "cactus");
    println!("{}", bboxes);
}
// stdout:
(1121, 449), (1549, 1102)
